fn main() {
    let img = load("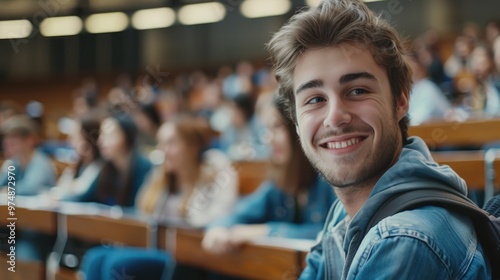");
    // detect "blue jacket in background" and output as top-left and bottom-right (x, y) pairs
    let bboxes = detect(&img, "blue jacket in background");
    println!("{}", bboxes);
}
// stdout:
(0, 150), (56, 195)
(208, 177), (337, 239)
(300, 137), (491, 279)
(75, 151), (151, 208)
